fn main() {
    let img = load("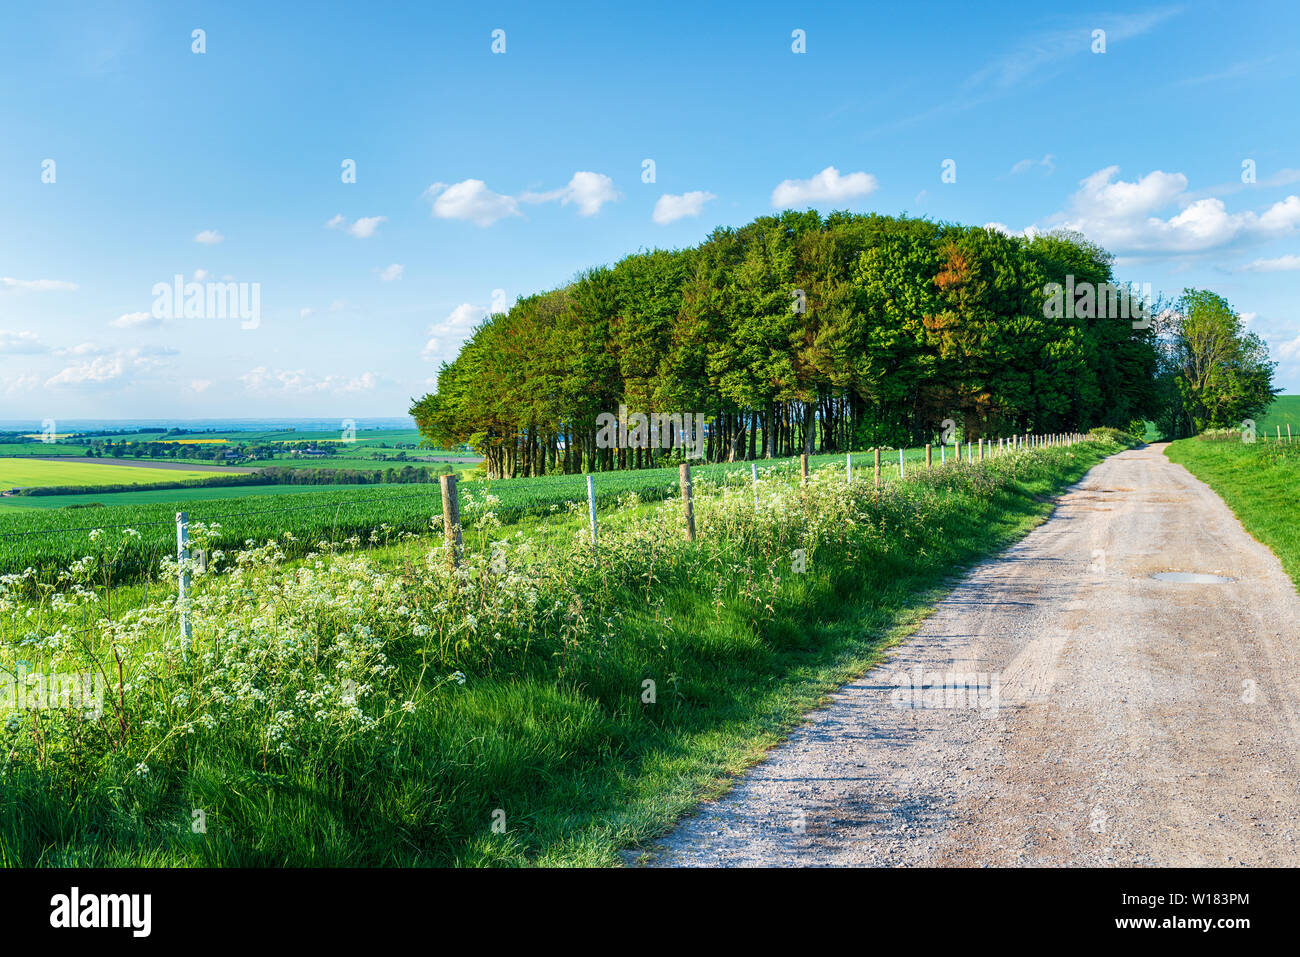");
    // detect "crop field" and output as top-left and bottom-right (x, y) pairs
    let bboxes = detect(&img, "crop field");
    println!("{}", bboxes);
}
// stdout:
(0, 481), (398, 512)
(0, 442), (90, 457)
(0, 458), (224, 490)
(0, 445), (955, 582)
